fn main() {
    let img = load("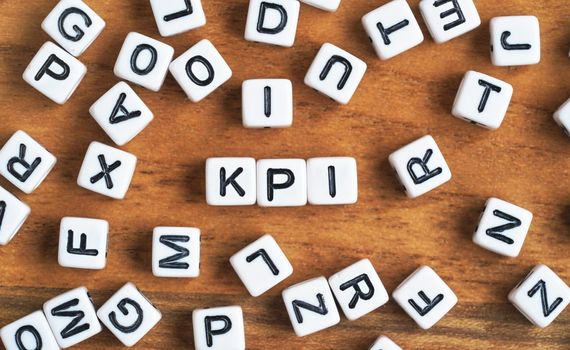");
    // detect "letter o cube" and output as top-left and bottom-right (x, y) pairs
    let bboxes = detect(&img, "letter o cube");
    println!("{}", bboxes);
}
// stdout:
(0, 311), (60, 350)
